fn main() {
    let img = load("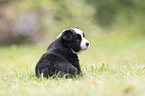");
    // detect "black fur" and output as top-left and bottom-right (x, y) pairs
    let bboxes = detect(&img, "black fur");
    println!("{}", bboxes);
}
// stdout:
(35, 28), (87, 78)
